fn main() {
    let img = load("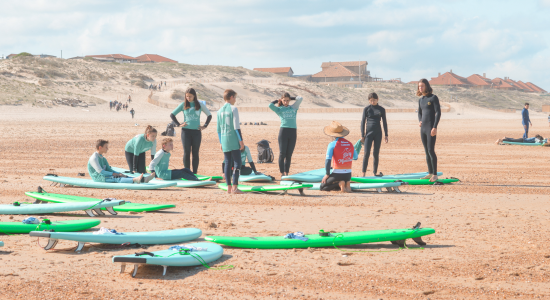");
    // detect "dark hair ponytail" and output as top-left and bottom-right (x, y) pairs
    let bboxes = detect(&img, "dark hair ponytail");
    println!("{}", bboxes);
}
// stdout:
(277, 92), (292, 107)
(144, 125), (157, 136)
(184, 88), (200, 110)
